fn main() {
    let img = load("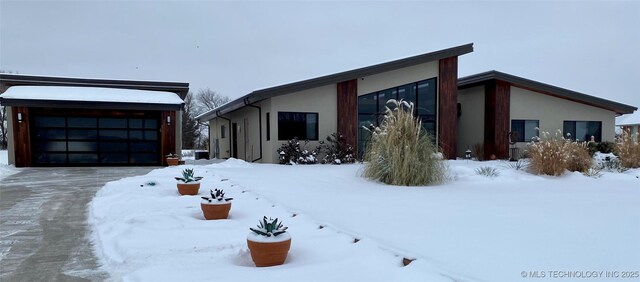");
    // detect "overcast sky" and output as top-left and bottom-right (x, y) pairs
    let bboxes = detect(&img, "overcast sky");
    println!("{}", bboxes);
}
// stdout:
(1, 1), (638, 112)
